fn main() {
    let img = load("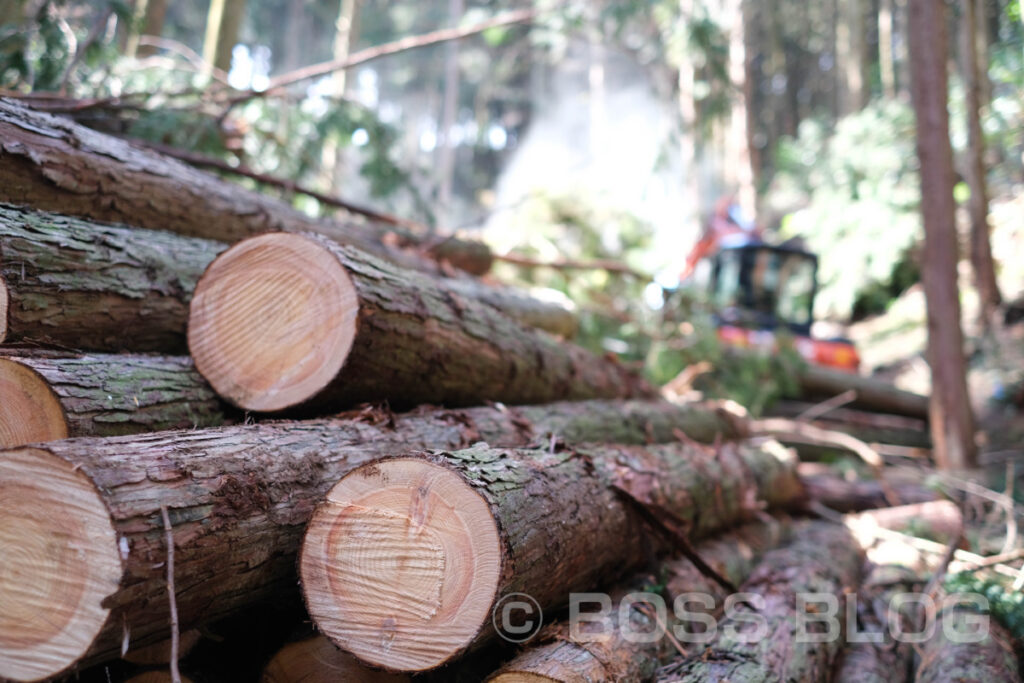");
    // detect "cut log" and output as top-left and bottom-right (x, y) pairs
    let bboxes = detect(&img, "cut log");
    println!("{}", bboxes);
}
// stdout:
(0, 353), (227, 448)
(444, 277), (579, 339)
(915, 590), (1020, 683)
(833, 563), (919, 683)
(262, 636), (410, 683)
(768, 399), (930, 448)
(0, 98), (488, 275)
(486, 517), (793, 683)
(0, 203), (223, 352)
(798, 364), (930, 419)
(299, 440), (804, 672)
(0, 398), (738, 681)
(655, 521), (864, 682)
(188, 233), (651, 412)
(799, 462), (939, 512)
